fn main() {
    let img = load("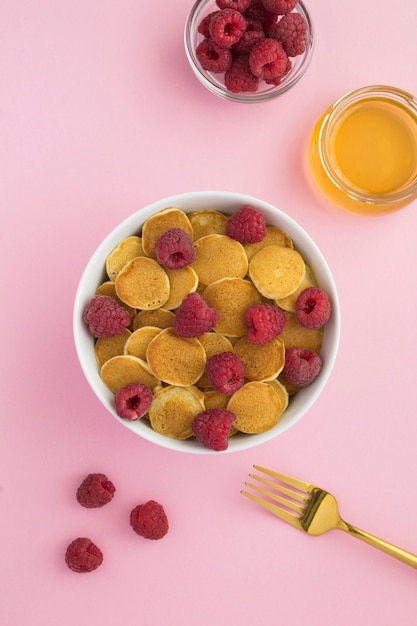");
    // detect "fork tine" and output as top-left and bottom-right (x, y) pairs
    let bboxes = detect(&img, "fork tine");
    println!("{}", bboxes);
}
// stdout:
(248, 473), (308, 504)
(244, 480), (305, 514)
(253, 465), (314, 494)
(241, 490), (303, 529)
